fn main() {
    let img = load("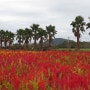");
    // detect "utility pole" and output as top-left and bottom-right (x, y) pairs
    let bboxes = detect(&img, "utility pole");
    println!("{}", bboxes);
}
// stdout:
(68, 37), (70, 50)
